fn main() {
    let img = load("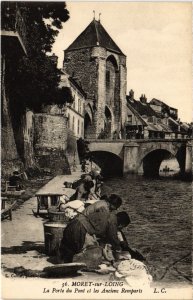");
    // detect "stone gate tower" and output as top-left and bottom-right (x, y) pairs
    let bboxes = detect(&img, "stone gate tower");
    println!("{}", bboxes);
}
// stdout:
(63, 18), (127, 138)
